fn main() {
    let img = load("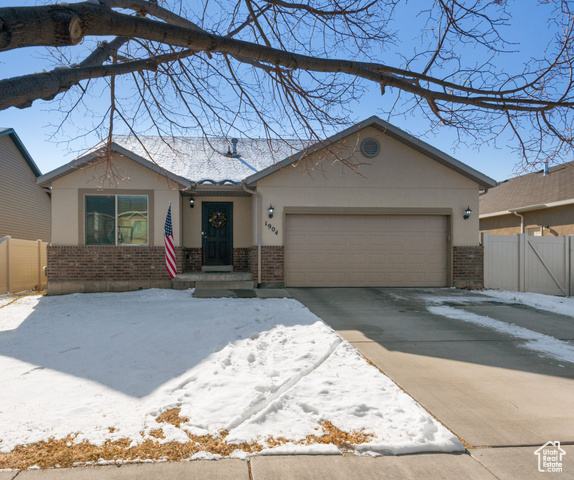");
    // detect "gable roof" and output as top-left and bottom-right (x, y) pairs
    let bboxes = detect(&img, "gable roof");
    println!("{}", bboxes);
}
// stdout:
(37, 143), (193, 188)
(37, 136), (308, 187)
(0, 128), (42, 177)
(36, 117), (495, 190)
(109, 136), (308, 184)
(480, 162), (574, 217)
(245, 116), (497, 189)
